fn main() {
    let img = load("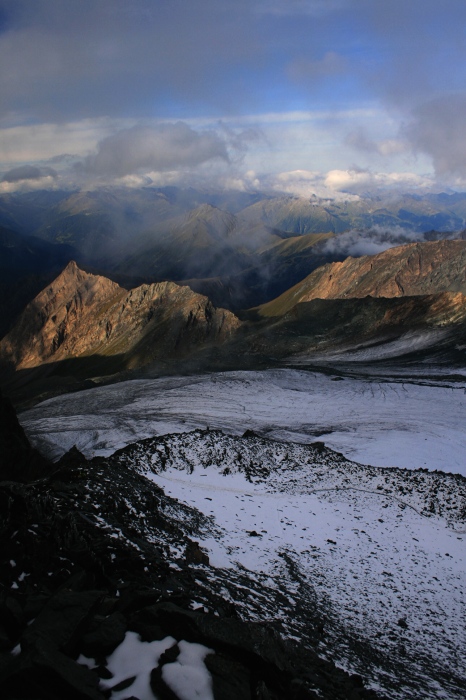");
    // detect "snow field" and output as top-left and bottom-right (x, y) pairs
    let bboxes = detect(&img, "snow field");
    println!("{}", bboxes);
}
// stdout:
(20, 368), (466, 474)
(146, 465), (465, 680)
